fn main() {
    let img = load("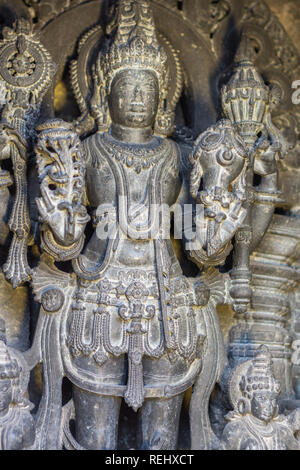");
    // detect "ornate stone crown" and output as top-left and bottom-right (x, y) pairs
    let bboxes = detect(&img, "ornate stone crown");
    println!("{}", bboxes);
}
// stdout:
(71, 0), (183, 136)
(221, 33), (270, 148)
(88, 0), (177, 136)
(100, 0), (168, 92)
(239, 345), (281, 400)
